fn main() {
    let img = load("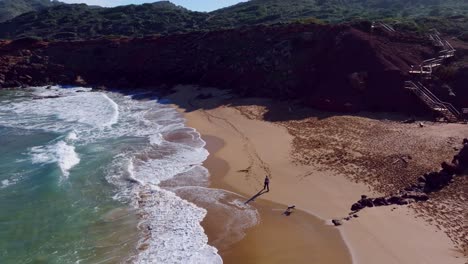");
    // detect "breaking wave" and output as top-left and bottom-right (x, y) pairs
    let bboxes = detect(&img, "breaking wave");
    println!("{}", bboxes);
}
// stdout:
(30, 139), (80, 179)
